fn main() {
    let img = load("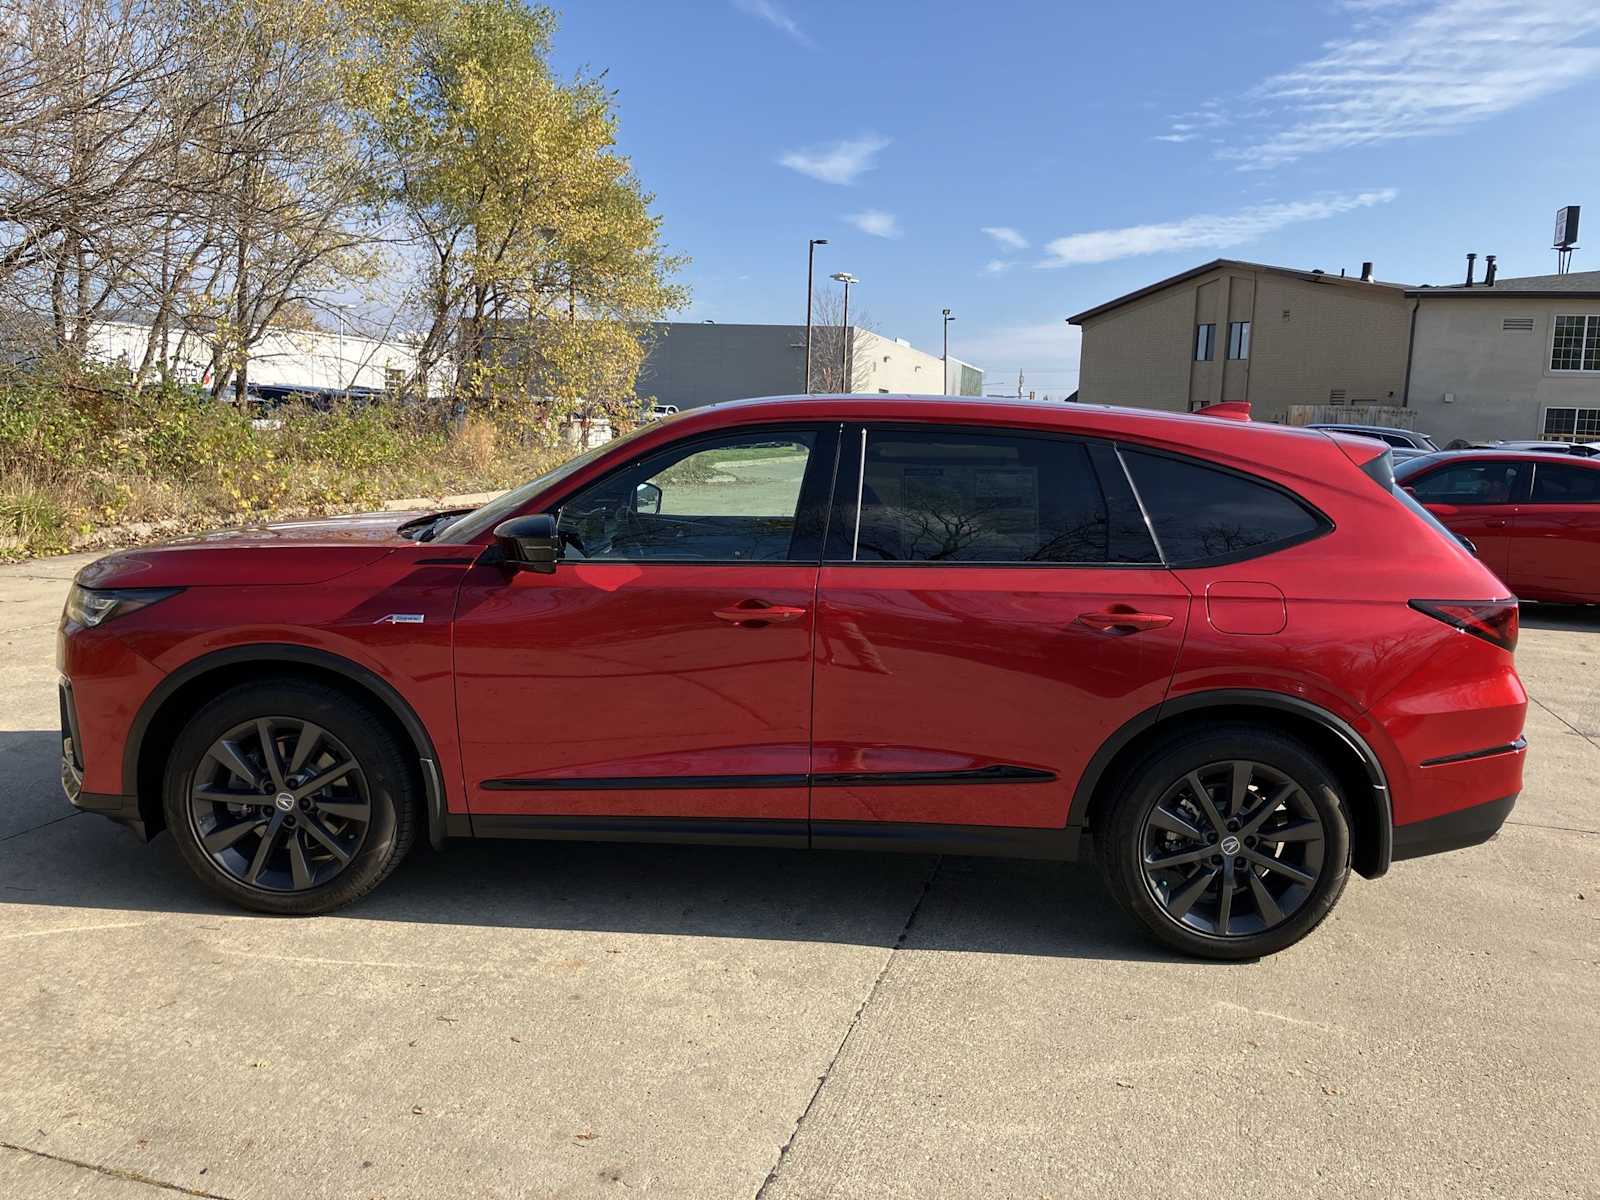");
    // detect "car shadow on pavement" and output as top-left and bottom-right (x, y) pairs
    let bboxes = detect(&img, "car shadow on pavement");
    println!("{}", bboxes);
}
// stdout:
(1, 729), (1217, 966)
(1519, 602), (1600, 632)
